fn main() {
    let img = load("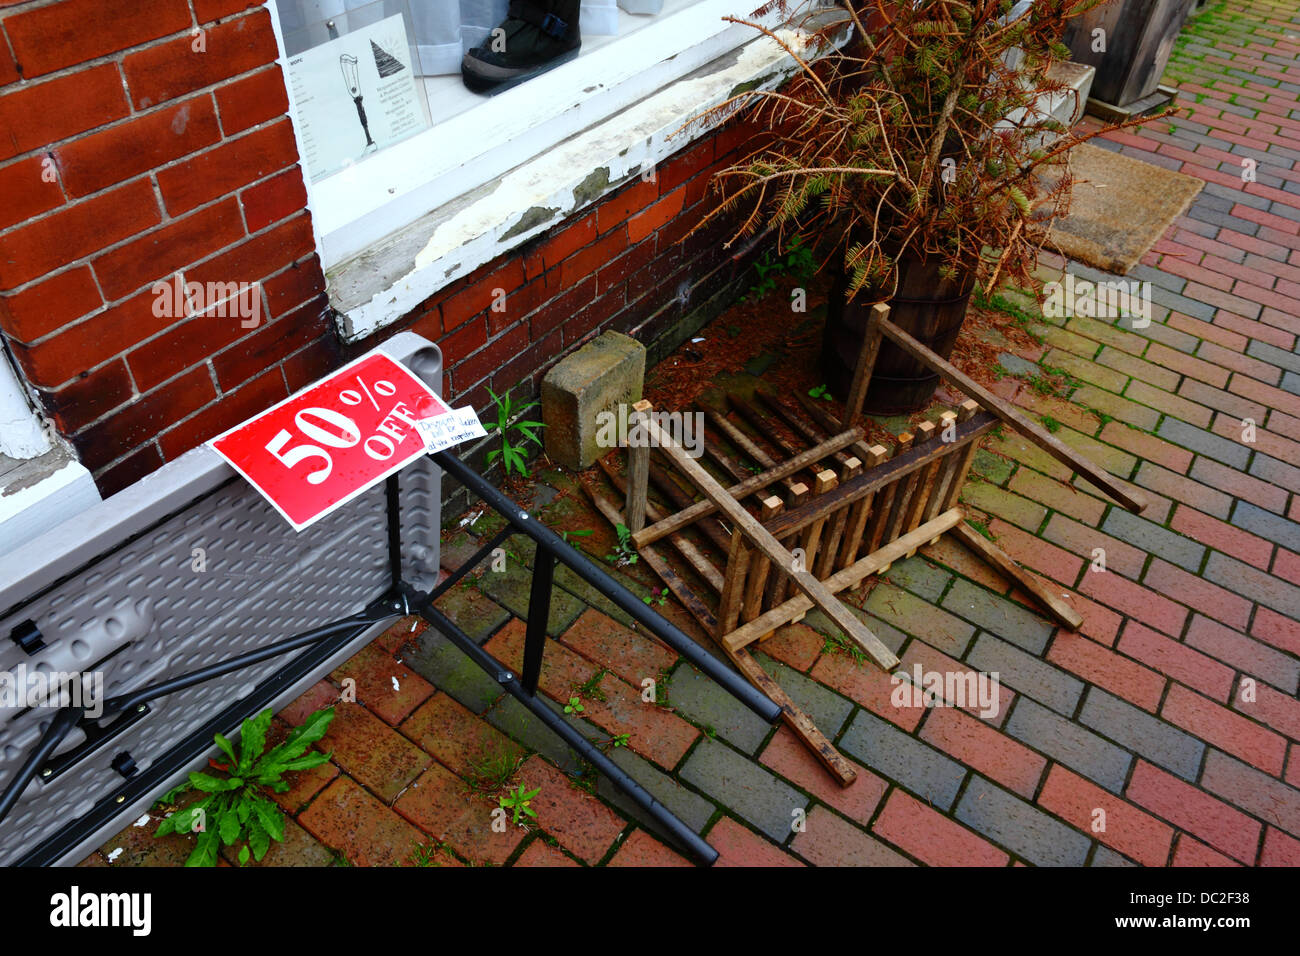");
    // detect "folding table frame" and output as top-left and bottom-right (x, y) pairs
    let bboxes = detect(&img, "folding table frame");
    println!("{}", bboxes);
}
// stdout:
(0, 332), (778, 866)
